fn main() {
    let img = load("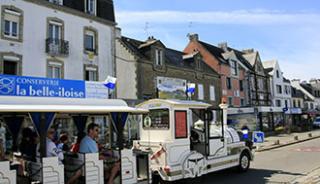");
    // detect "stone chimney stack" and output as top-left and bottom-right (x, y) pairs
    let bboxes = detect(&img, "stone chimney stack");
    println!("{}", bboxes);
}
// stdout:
(188, 33), (199, 41)
(218, 42), (228, 52)
(115, 27), (121, 39)
(242, 49), (255, 54)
